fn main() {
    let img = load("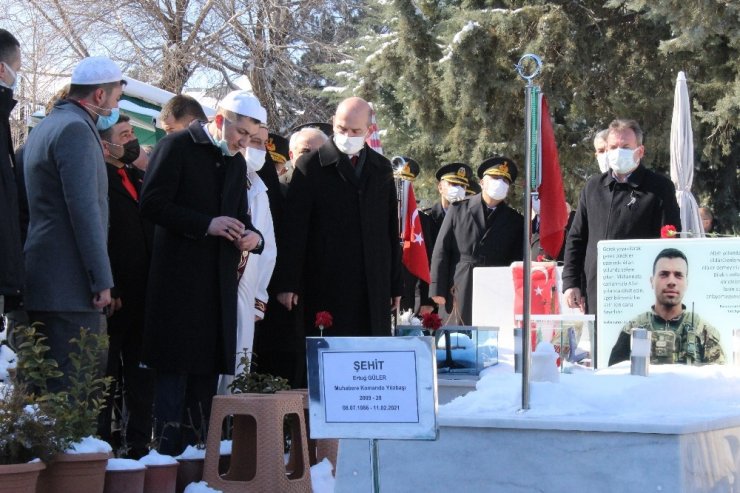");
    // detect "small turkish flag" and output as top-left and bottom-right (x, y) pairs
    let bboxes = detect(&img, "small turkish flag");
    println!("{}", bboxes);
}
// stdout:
(511, 261), (560, 316)
(402, 183), (431, 284)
